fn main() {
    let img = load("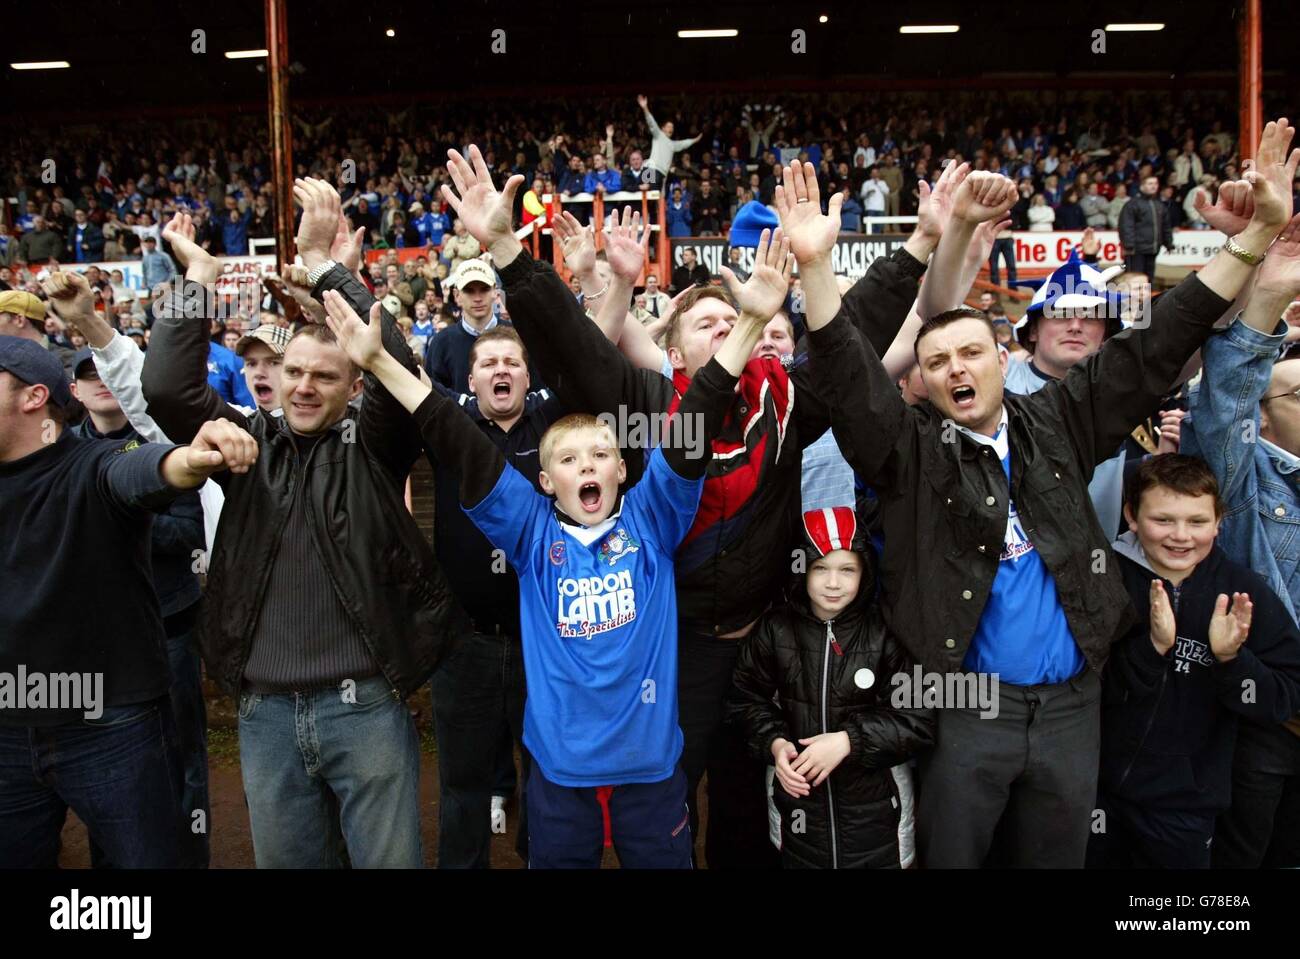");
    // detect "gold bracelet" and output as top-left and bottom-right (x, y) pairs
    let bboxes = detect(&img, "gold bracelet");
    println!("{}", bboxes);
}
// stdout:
(1223, 234), (1265, 266)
